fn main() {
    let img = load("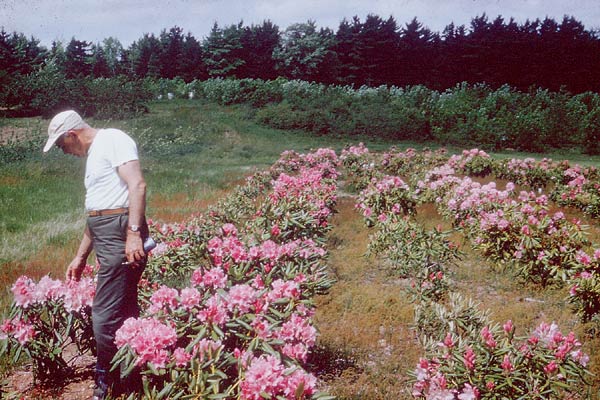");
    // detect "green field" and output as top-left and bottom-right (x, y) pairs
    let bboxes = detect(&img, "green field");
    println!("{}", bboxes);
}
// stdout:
(2, 100), (600, 398)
